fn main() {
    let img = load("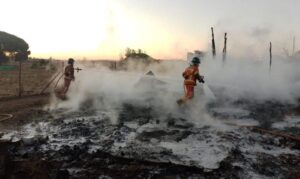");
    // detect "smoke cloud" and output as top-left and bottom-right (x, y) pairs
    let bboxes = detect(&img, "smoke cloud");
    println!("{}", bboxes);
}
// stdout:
(47, 55), (300, 126)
